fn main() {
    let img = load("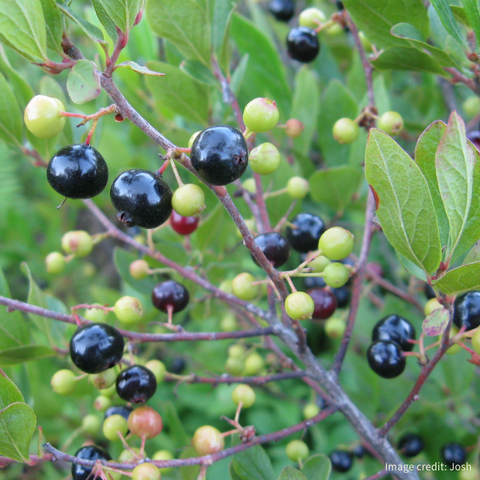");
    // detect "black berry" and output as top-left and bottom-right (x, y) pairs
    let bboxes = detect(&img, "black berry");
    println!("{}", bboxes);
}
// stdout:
(352, 445), (365, 458)
(251, 232), (290, 268)
(329, 450), (354, 472)
(453, 291), (480, 331)
(152, 280), (190, 313)
(268, 0), (295, 22)
(47, 144), (108, 199)
(336, 0), (344, 10)
(105, 405), (133, 422)
(441, 442), (467, 468)
(397, 433), (424, 457)
(285, 213), (326, 253)
(170, 210), (199, 235)
(190, 125), (248, 186)
(331, 286), (350, 309)
(72, 445), (111, 480)
(110, 169), (173, 229)
(69, 323), (124, 374)
(116, 365), (157, 404)
(367, 340), (406, 379)
(286, 27), (320, 63)
(424, 283), (436, 299)
(170, 356), (187, 374)
(307, 288), (337, 320)
(304, 275), (327, 290)
(372, 314), (416, 352)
